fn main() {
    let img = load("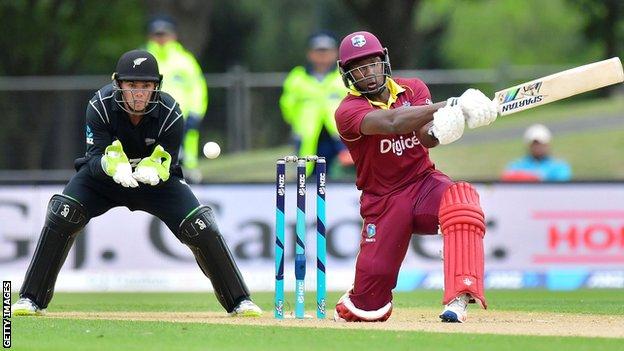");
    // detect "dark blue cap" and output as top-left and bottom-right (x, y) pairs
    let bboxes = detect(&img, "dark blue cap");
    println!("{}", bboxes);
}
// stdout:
(308, 31), (337, 50)
(148, 15), (177, 35)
